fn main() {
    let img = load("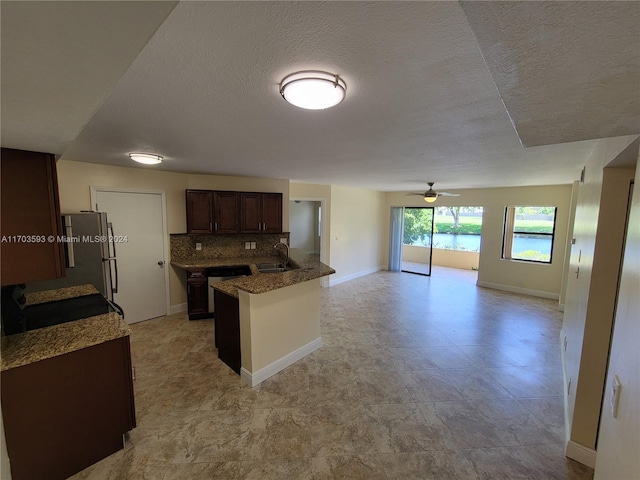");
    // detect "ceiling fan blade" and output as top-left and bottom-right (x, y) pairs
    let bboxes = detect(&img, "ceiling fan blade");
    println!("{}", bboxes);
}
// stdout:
(406, 192), (427, 196)
(438, 192), (460, 197)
